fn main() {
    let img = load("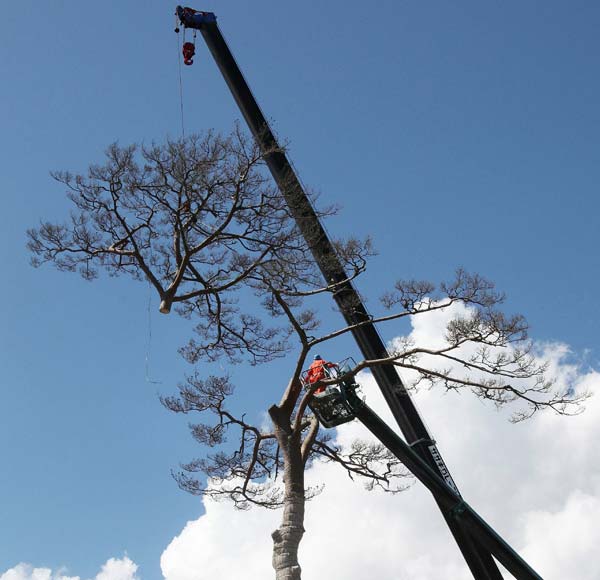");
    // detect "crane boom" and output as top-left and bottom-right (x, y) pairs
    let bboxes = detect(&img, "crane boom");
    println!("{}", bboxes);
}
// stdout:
(174, 7), (530, 579)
